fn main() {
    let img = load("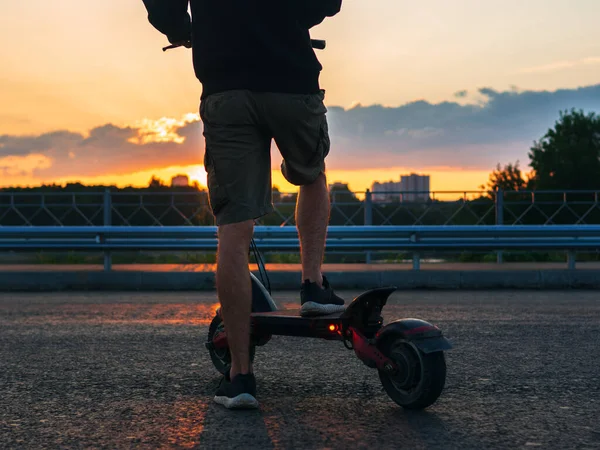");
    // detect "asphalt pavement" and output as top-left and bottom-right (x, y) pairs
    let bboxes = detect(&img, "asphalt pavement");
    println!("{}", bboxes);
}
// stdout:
(1, 291), (599, 449)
